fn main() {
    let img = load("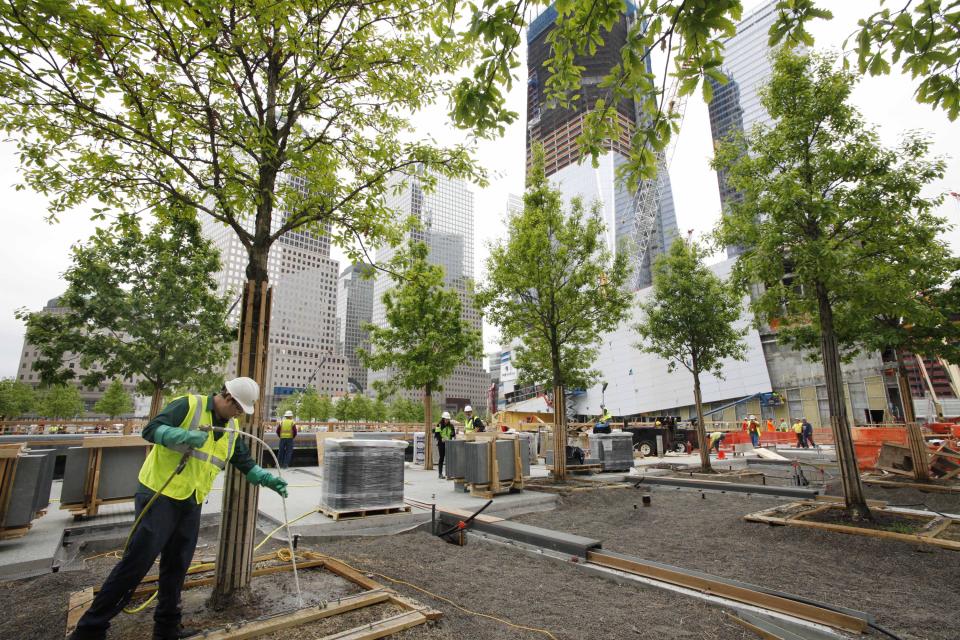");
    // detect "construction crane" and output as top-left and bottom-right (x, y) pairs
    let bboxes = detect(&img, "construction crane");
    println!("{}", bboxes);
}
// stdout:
(630, 66), (689, 290)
